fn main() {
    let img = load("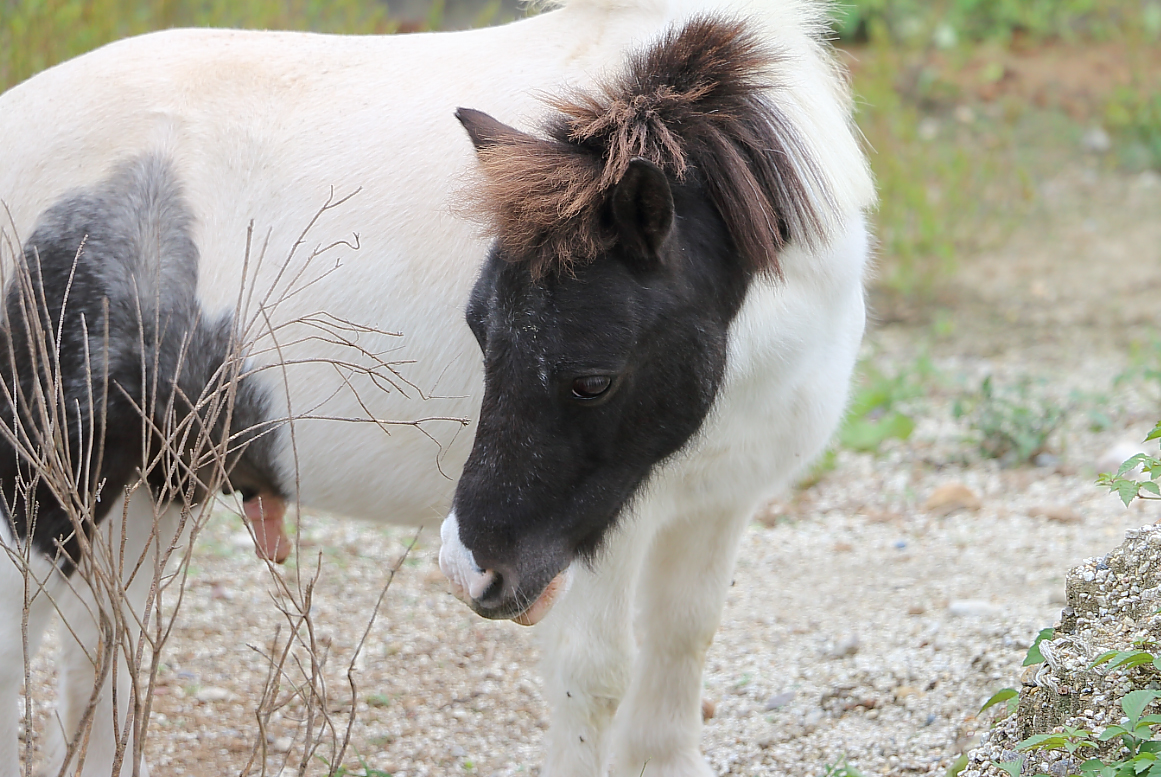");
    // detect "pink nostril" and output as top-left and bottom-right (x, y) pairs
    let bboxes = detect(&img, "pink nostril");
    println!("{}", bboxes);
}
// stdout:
(468, 570), (496, 601)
